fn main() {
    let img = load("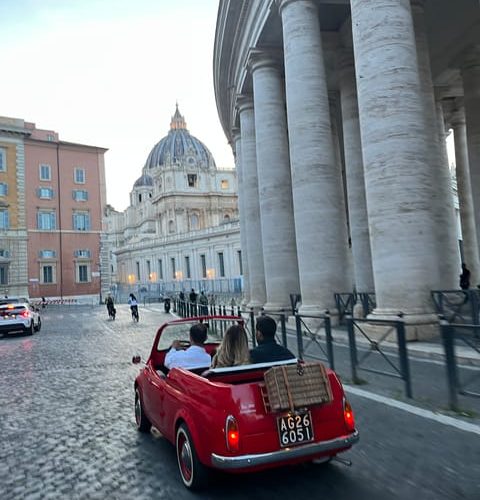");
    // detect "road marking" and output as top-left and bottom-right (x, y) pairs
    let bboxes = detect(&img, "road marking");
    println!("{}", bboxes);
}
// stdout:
(344, 385), (480, 436)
